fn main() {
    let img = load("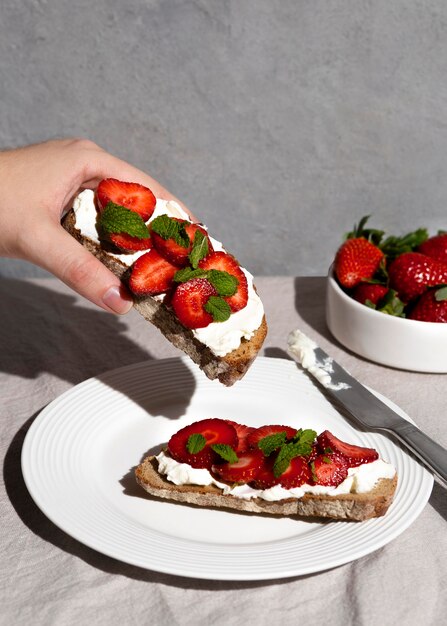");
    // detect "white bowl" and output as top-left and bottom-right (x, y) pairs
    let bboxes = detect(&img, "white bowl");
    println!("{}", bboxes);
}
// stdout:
(326, 268), (447, 373)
